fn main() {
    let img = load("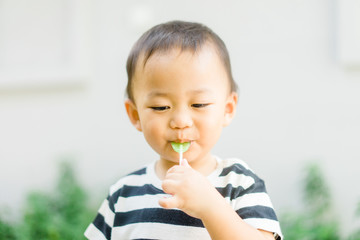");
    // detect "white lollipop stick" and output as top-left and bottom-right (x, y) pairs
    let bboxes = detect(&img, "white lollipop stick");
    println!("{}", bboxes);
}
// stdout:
(179, 144), (183, 165)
